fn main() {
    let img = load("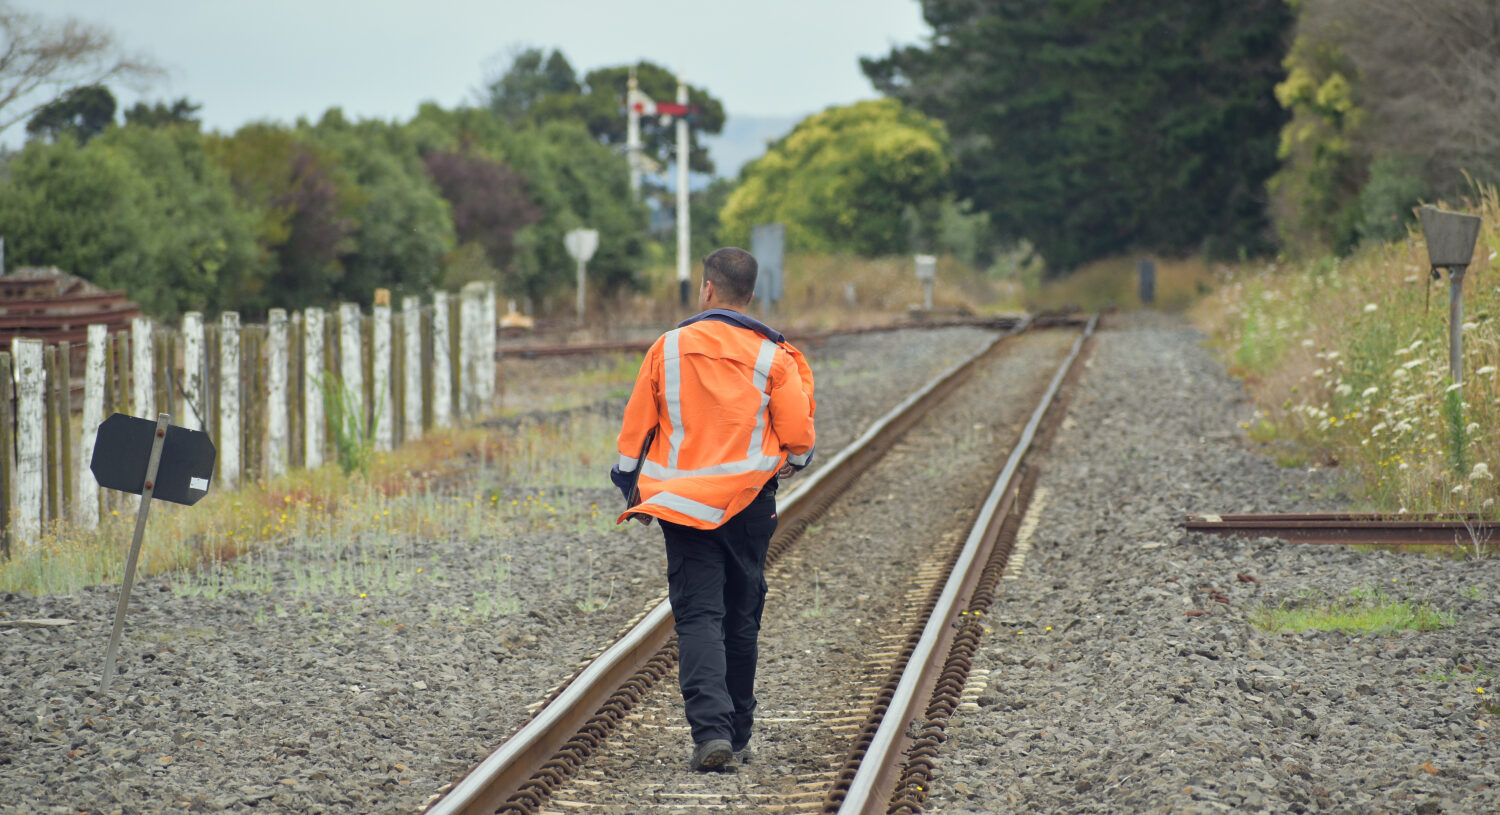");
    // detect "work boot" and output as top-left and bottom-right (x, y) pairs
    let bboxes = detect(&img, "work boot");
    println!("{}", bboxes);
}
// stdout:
(690, 739), (733, 772)
(732, 745), (751, 766)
